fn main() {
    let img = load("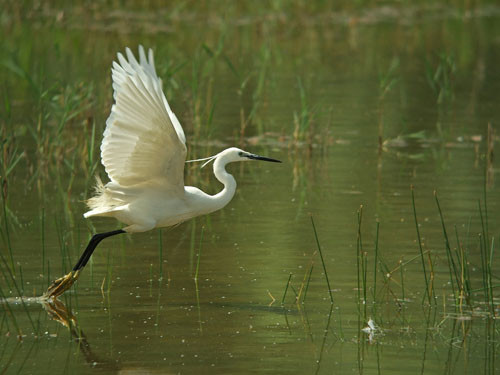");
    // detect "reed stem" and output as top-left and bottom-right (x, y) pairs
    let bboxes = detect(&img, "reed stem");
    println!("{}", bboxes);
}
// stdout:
(310, 215), (334, 304)
(281, 273), (292, 305)
(411, 186), (431, 304)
